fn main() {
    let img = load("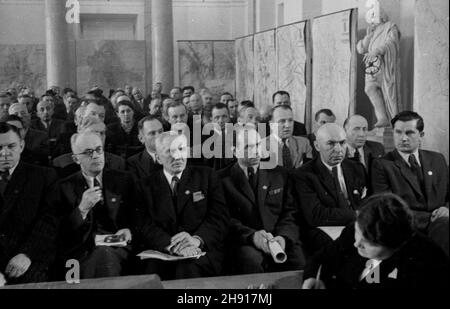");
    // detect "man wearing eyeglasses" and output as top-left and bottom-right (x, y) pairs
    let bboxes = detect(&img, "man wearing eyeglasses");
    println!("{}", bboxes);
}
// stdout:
(0, 123), (59, 285)
(57, 131), (137, 279)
